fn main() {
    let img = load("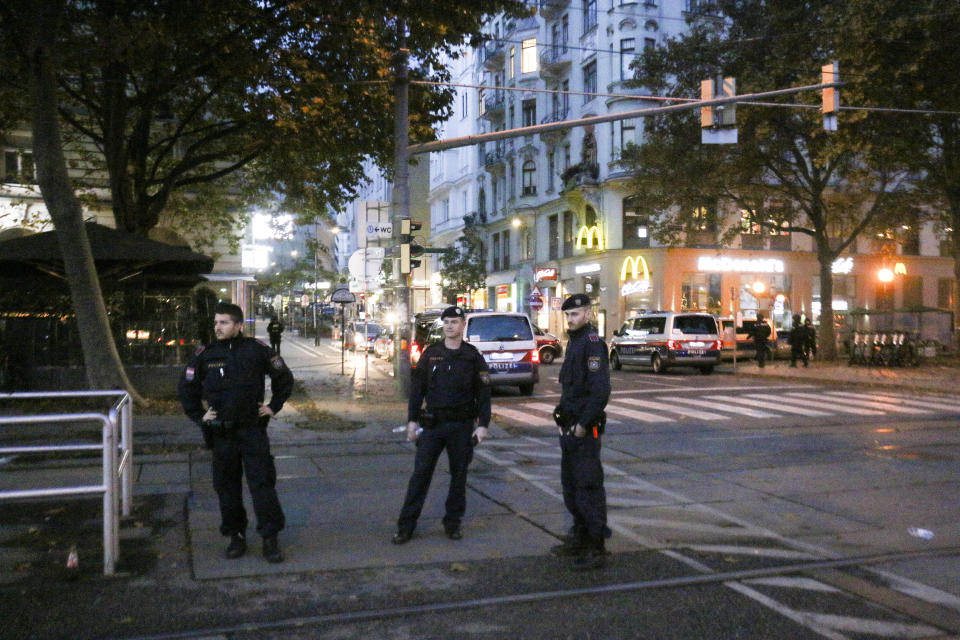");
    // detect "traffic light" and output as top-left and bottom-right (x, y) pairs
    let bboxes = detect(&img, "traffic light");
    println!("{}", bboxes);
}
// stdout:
(399, 218), (424, 274)
(701, 75), (737, 144)
(821, 61), (839, 131)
